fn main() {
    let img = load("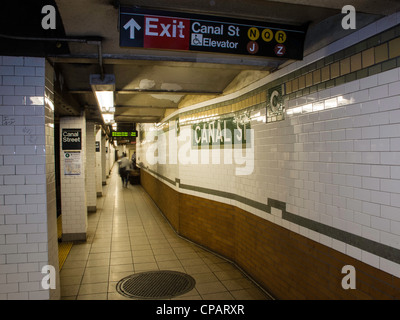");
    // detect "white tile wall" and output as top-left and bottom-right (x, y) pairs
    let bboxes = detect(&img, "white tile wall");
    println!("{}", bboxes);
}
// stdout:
(137, 15), (400, 278)
(0, 56), (59, 300)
